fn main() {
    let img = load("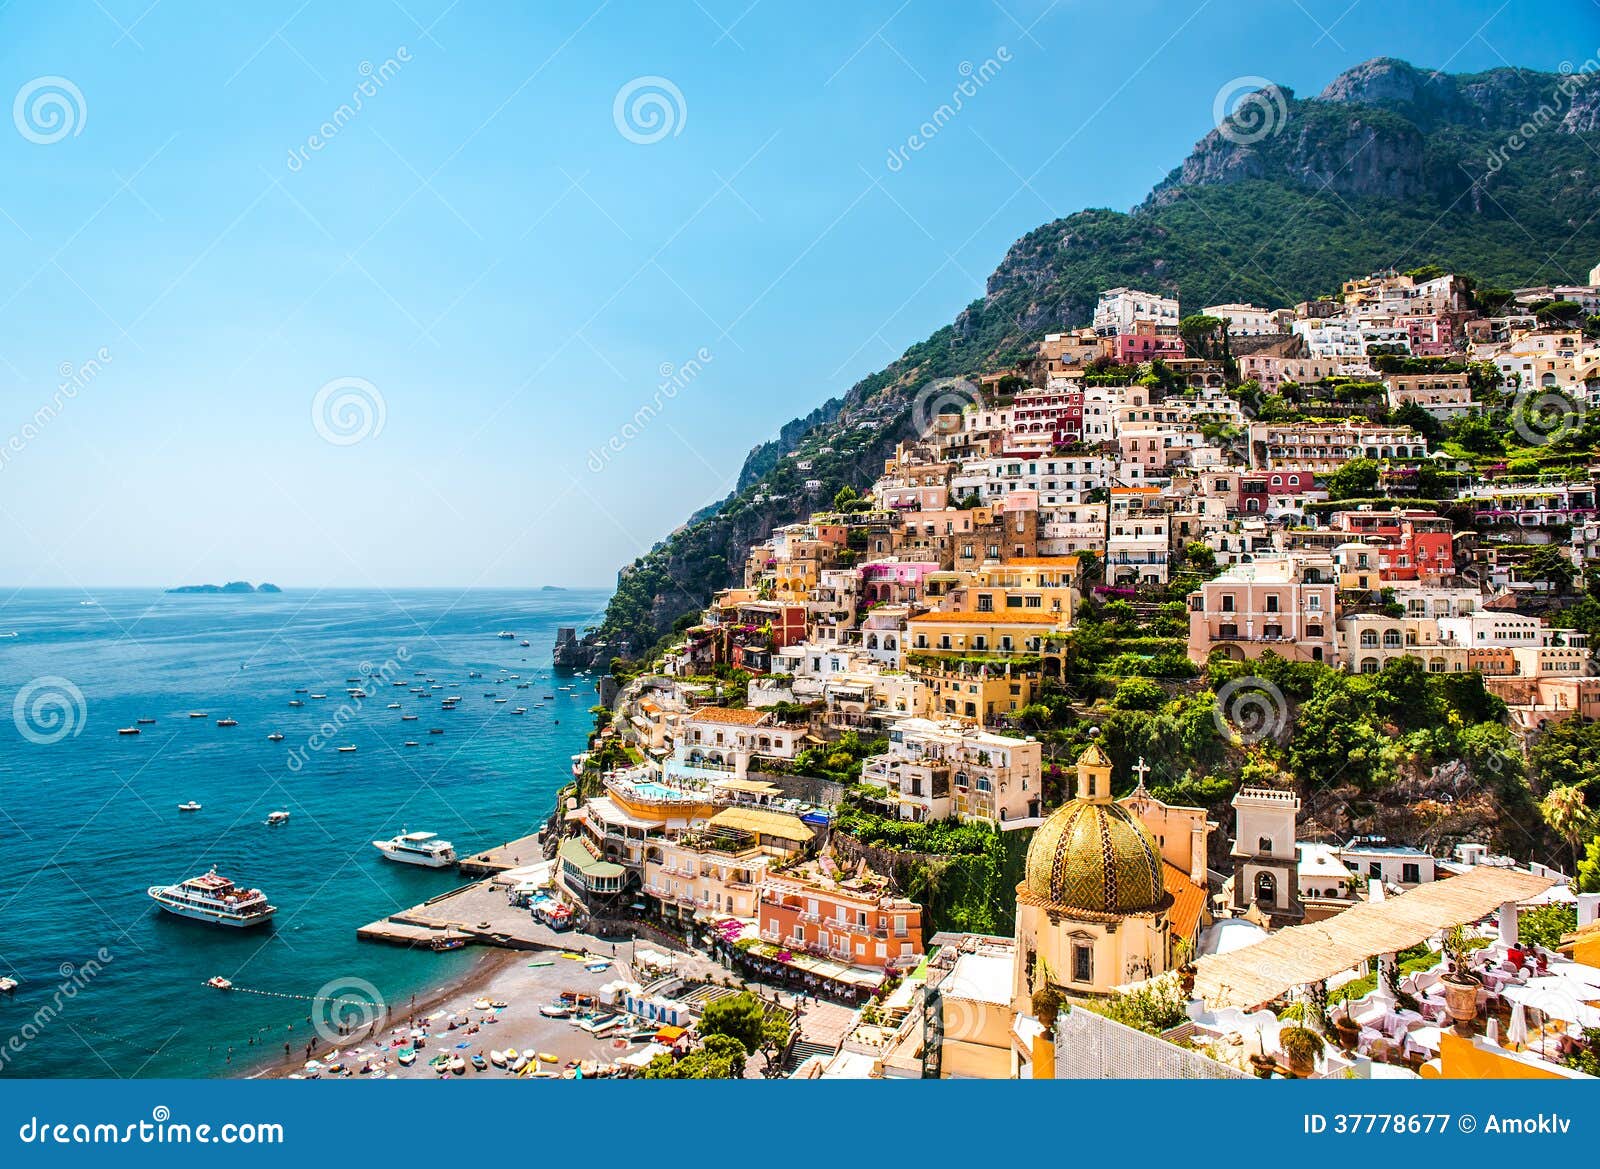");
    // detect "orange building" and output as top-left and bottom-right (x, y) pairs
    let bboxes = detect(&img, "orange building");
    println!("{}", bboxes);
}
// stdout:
(759, 863), (924, 973)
